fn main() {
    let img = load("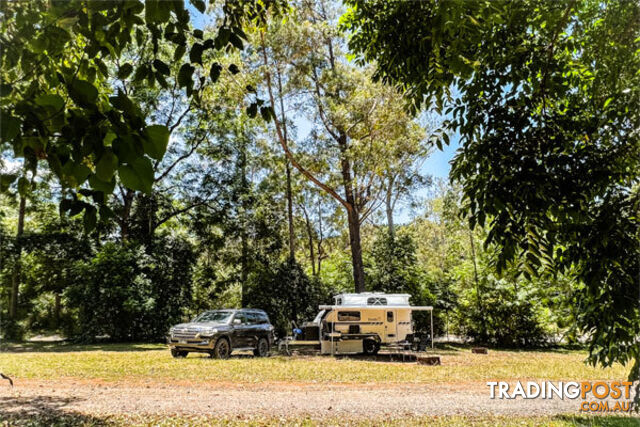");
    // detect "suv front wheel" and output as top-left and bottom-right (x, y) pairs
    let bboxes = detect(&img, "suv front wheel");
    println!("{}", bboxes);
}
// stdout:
(254, 337), (269, 357)
(212, 337), (231, 359)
